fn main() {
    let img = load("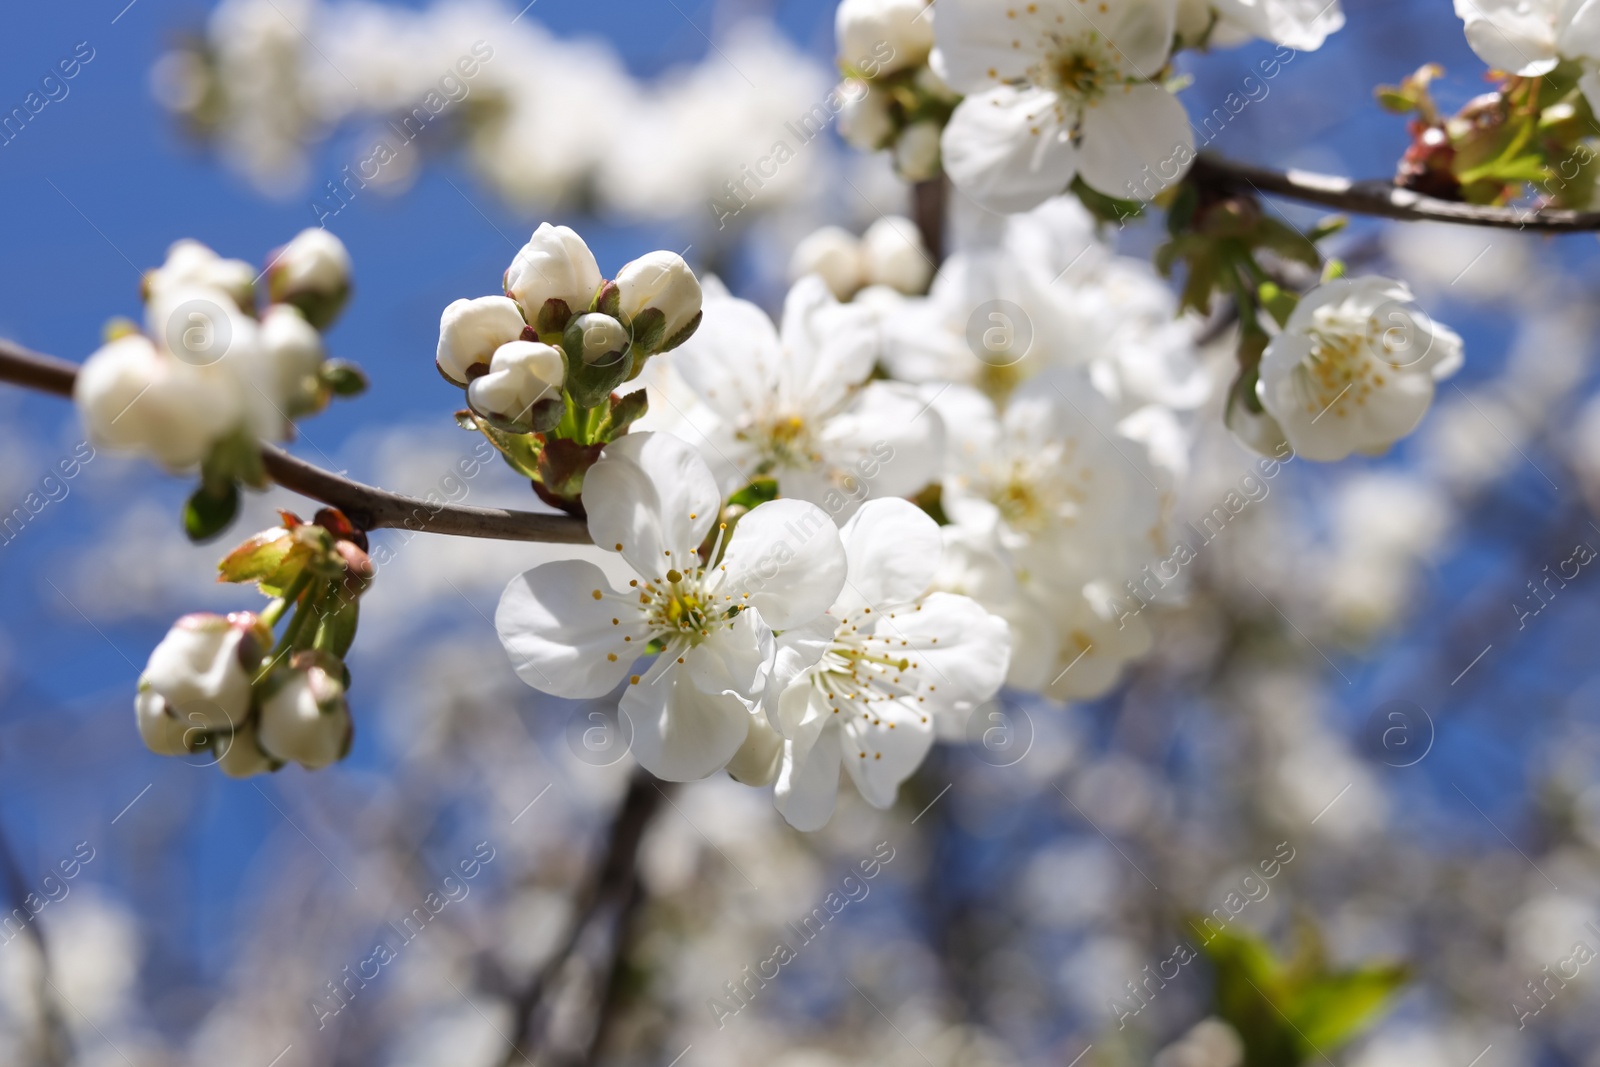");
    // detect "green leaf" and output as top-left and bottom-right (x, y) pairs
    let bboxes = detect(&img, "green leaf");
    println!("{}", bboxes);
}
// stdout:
(185, 481), (240, 543)
(597, 389), (650, 442)
(726, 478), (779, 512)
(217, 528), (295, 585)
(1290, 965), (1410, 1050)
(1071, 175), (1144, 227)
